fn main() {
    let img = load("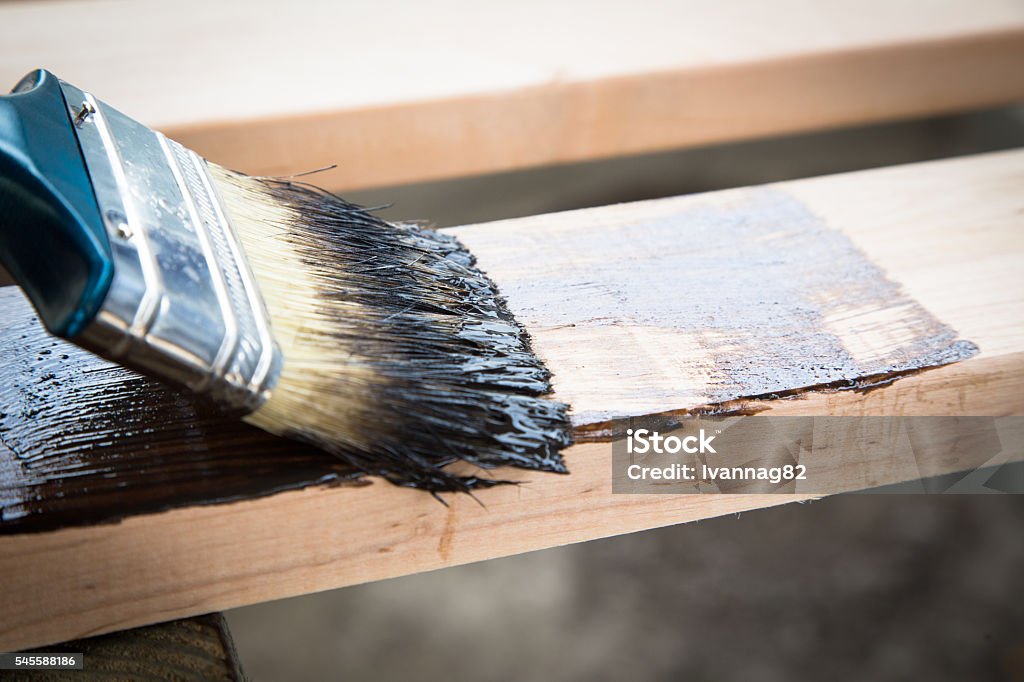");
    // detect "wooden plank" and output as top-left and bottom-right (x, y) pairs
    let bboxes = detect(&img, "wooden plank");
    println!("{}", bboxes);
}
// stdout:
(0, 0), (1022, 190)
(0, 147), (986, 529)
(0, 150), (1021, 651)
(0, 149), (1003, 532)
(0, 614), (244, 681)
